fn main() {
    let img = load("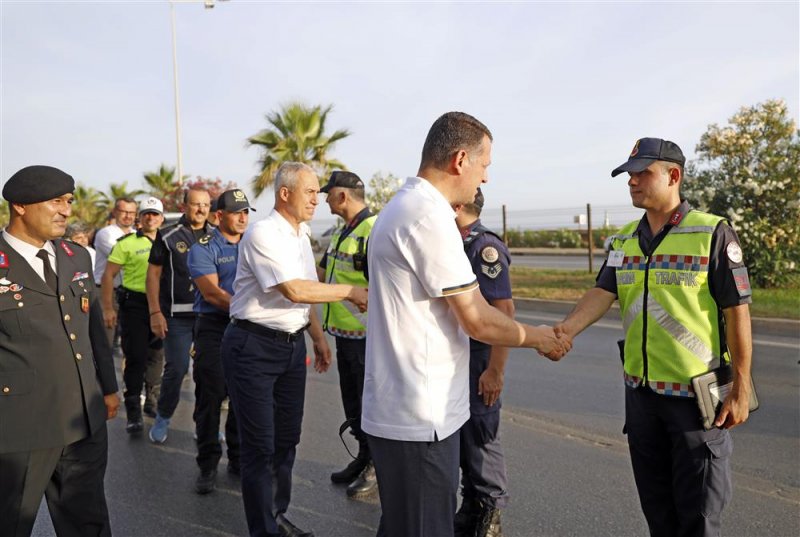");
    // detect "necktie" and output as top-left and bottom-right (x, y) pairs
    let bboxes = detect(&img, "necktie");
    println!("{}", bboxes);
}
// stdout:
(36, 249), (57, 291)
